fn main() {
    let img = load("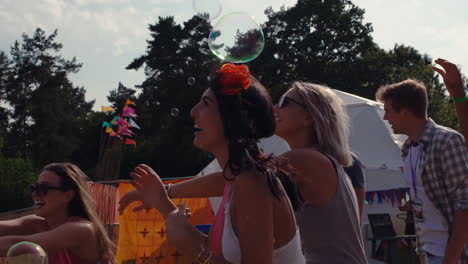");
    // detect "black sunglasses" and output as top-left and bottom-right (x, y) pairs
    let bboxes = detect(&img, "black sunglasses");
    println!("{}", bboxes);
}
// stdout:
(277, 95), (306, 109)
(30, 183), (66, 196)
